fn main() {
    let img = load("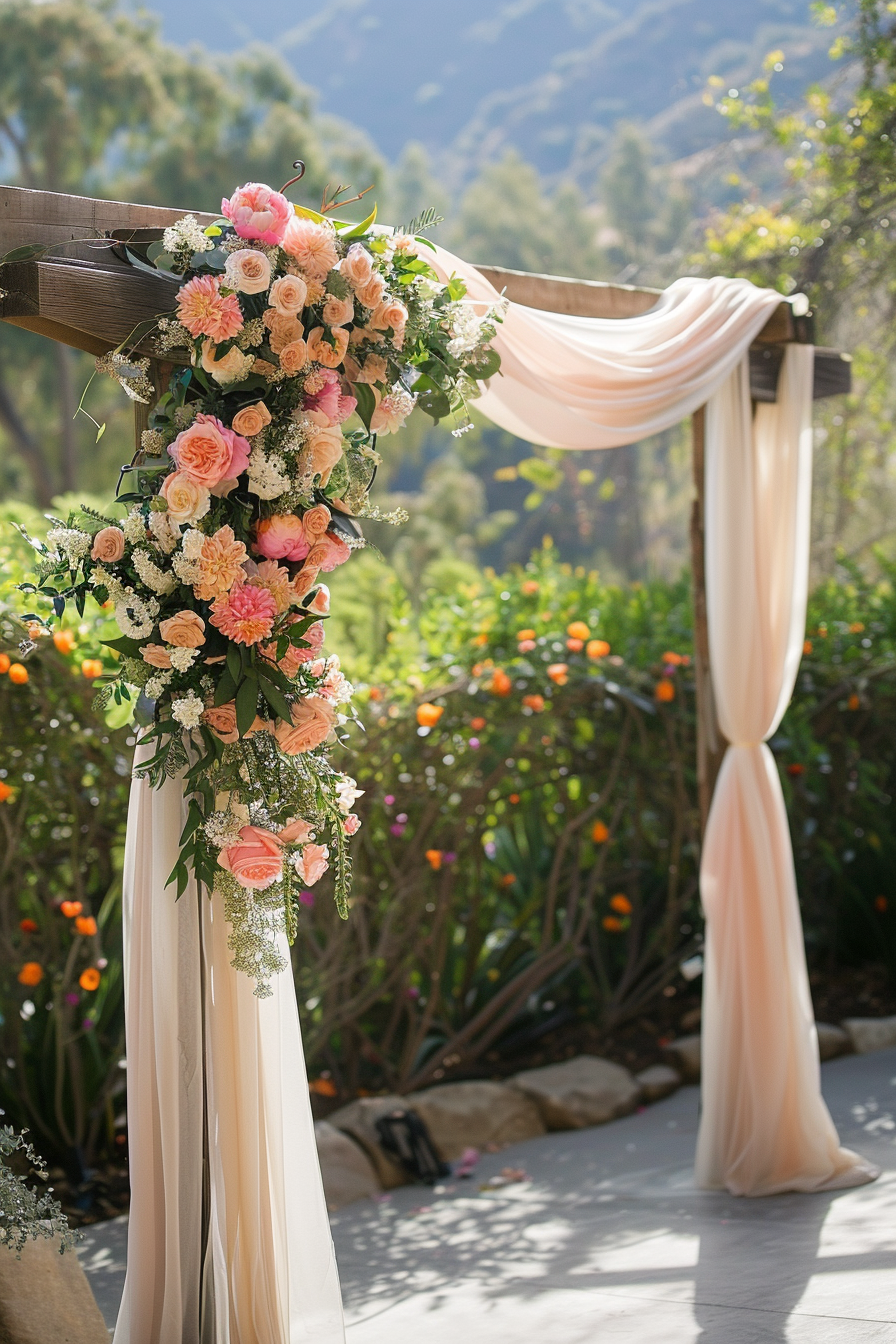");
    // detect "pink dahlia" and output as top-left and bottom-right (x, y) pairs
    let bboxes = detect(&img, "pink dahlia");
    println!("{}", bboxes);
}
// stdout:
(221, 183), (291, 245)
(210, 582), (277, 646)
(176, 275), (244, 342)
